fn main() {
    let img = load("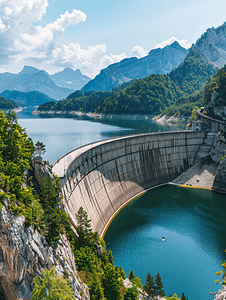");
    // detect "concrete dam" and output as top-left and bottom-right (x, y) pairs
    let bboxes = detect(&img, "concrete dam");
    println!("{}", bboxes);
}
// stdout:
(52, 130), (213, 237)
